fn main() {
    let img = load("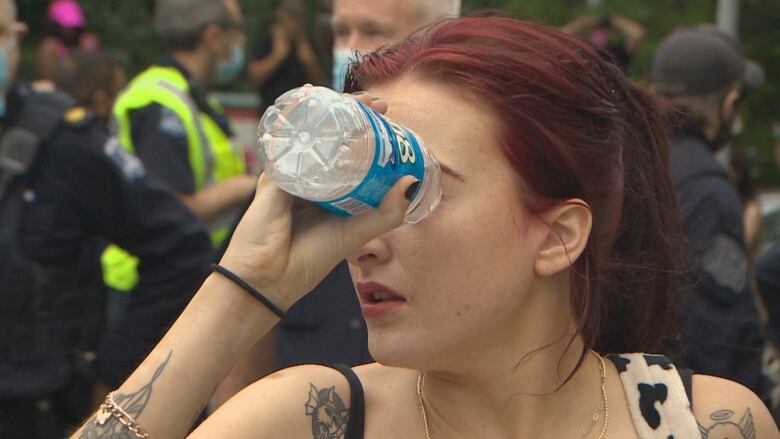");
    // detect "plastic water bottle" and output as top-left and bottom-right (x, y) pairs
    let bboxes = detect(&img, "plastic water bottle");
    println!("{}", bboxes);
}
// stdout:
(257, 86), (441, 224)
